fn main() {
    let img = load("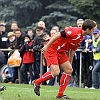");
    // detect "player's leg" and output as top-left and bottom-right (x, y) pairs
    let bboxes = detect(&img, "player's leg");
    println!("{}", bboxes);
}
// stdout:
(57, 61), (73, 98)
(33, 64), (60, 96)
(33, 50), (60, 96)
(34, 64), (60, 86)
